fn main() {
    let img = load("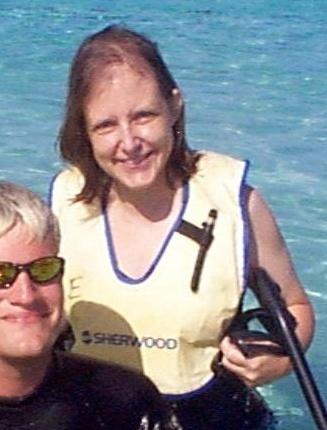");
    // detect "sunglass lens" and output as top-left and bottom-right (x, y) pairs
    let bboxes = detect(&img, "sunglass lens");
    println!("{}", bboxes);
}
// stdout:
(0, 263), (16, 287)
(30, 257), (63, 283)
